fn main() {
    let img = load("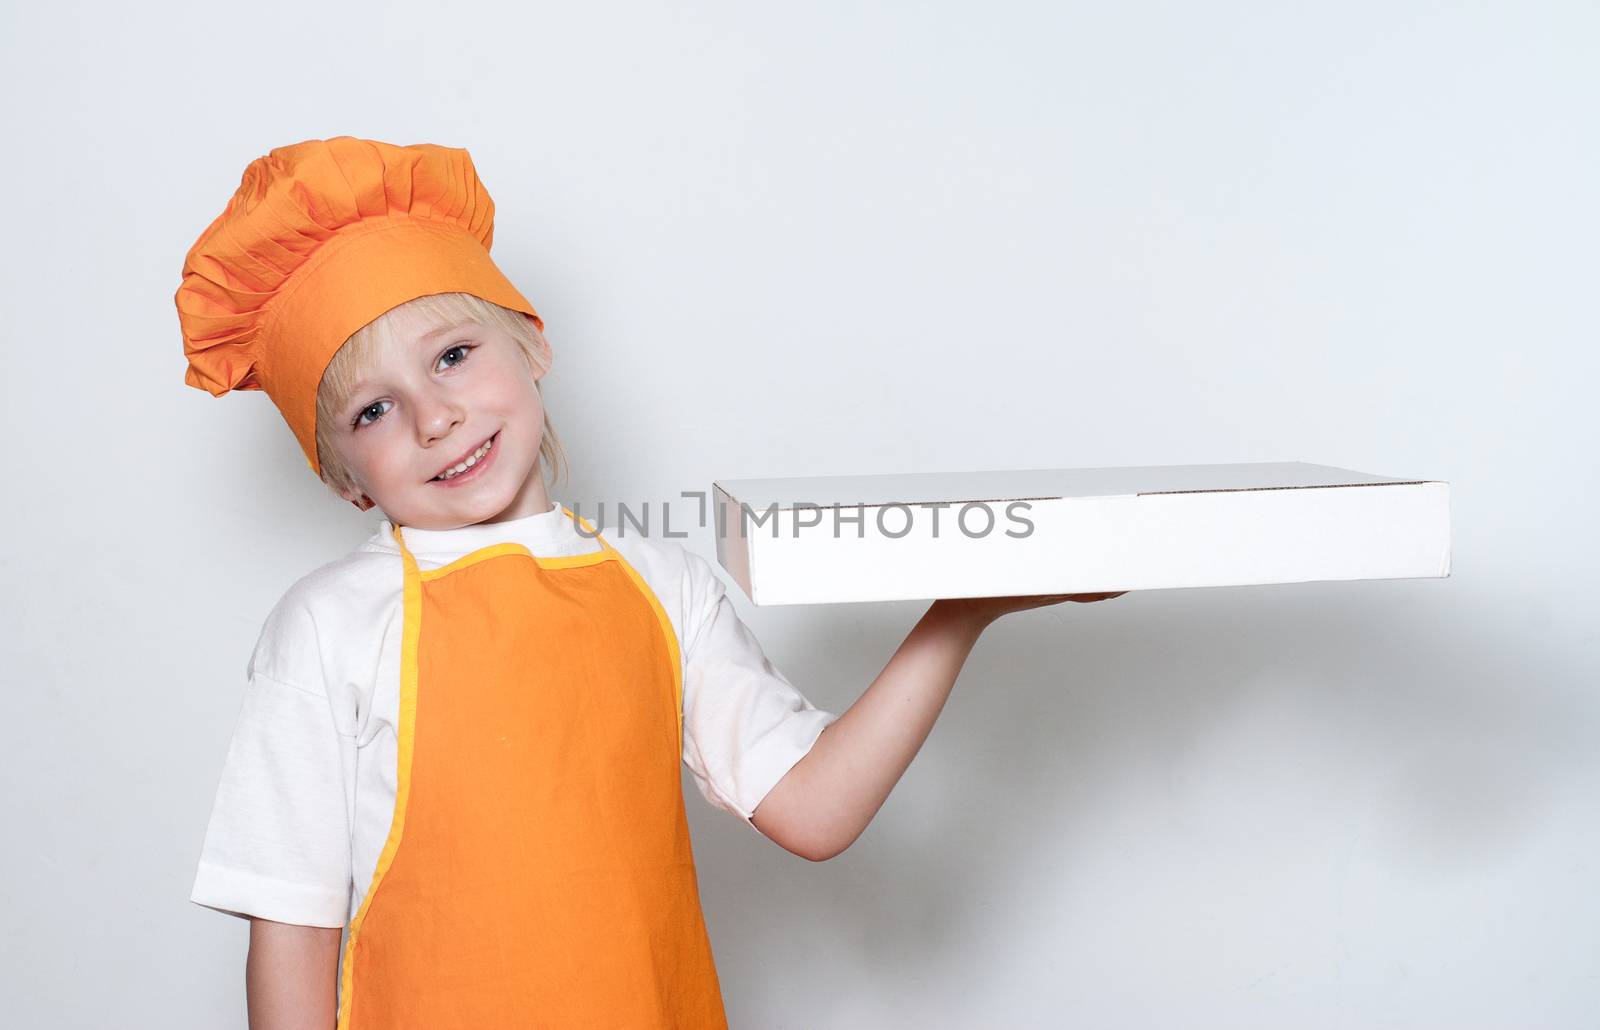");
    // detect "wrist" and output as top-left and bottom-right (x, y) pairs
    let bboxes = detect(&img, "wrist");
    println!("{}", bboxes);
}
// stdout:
(927, 598), (996, 637)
